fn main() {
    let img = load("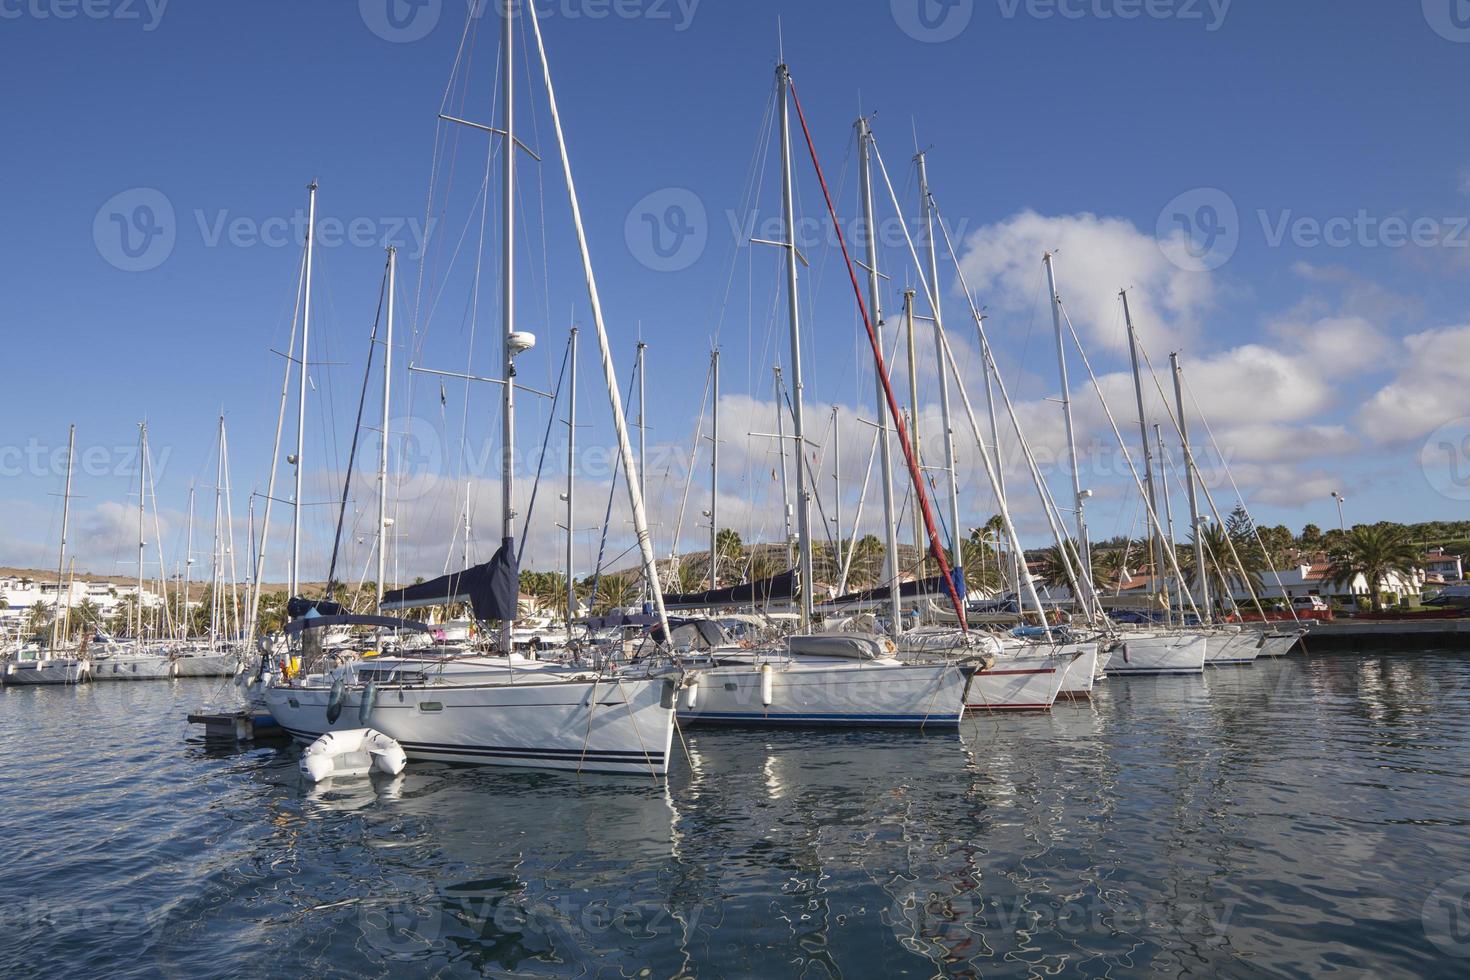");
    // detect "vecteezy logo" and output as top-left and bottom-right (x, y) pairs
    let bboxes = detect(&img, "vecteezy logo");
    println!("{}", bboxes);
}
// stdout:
(390, 414), (446, 503)
(93, 188), (176, 273)
(361, 898), (444, 958)
(885, 885), (981, 956)
(1421, 417), (1470, 502)
(891, 0), (974, 42)
(624, 187), (707, 272)
(1156, 187), (1239, 272)
(1424, 0), (1470, 42)
(360, 0), (443, 43)
(1424, 874), (1470, 956)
